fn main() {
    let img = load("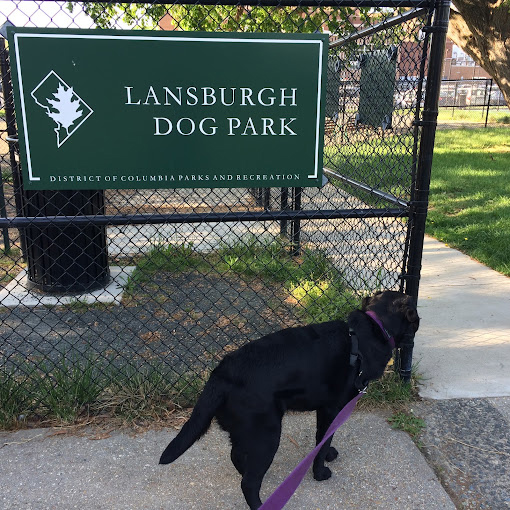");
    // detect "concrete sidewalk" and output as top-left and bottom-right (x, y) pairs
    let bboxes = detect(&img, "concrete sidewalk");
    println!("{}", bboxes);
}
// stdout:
(415, 236), (510, 399)
(412, 237), (510, 507)
(1, 235), (510, 509)
(1, 412), (455, 510)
